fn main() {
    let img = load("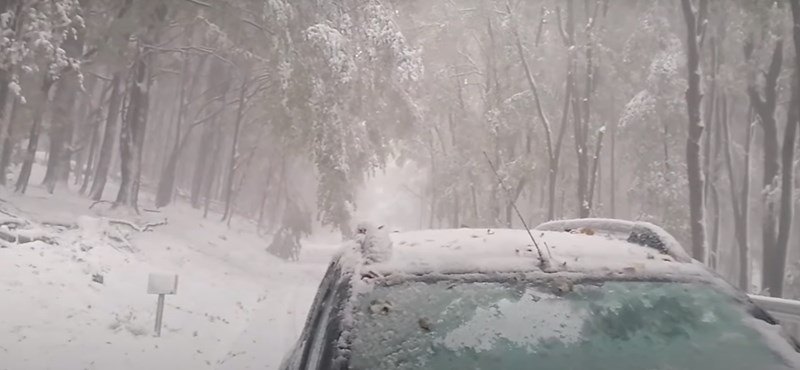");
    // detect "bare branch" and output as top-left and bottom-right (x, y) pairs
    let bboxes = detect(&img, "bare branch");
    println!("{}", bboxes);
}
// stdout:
(184, 0), (211, 7)
(555, 6), (571, 45)
(108, 218), (169, 232)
